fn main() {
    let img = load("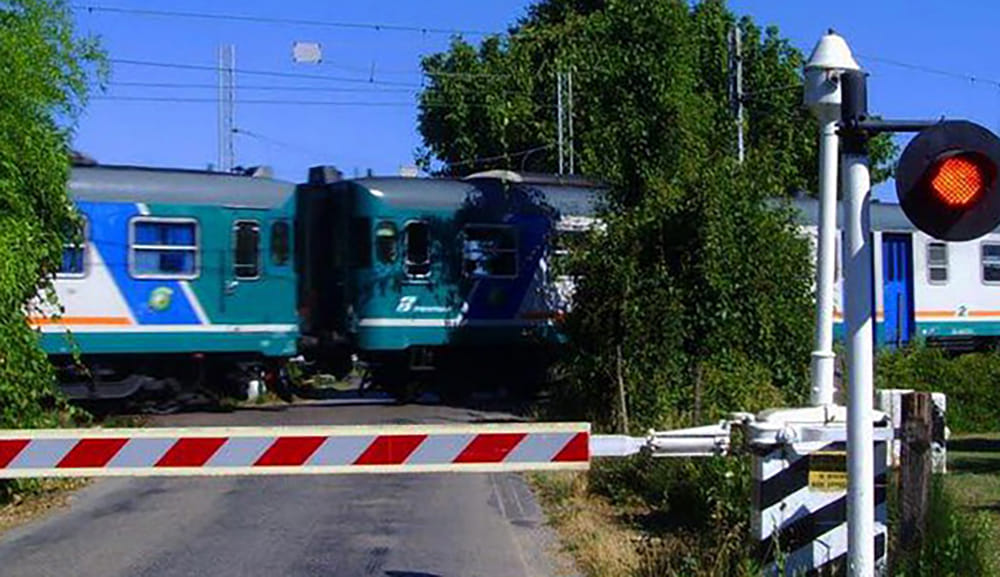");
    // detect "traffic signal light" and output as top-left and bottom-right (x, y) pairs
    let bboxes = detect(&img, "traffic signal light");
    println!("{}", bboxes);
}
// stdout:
(895, 120), (1000, 241)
